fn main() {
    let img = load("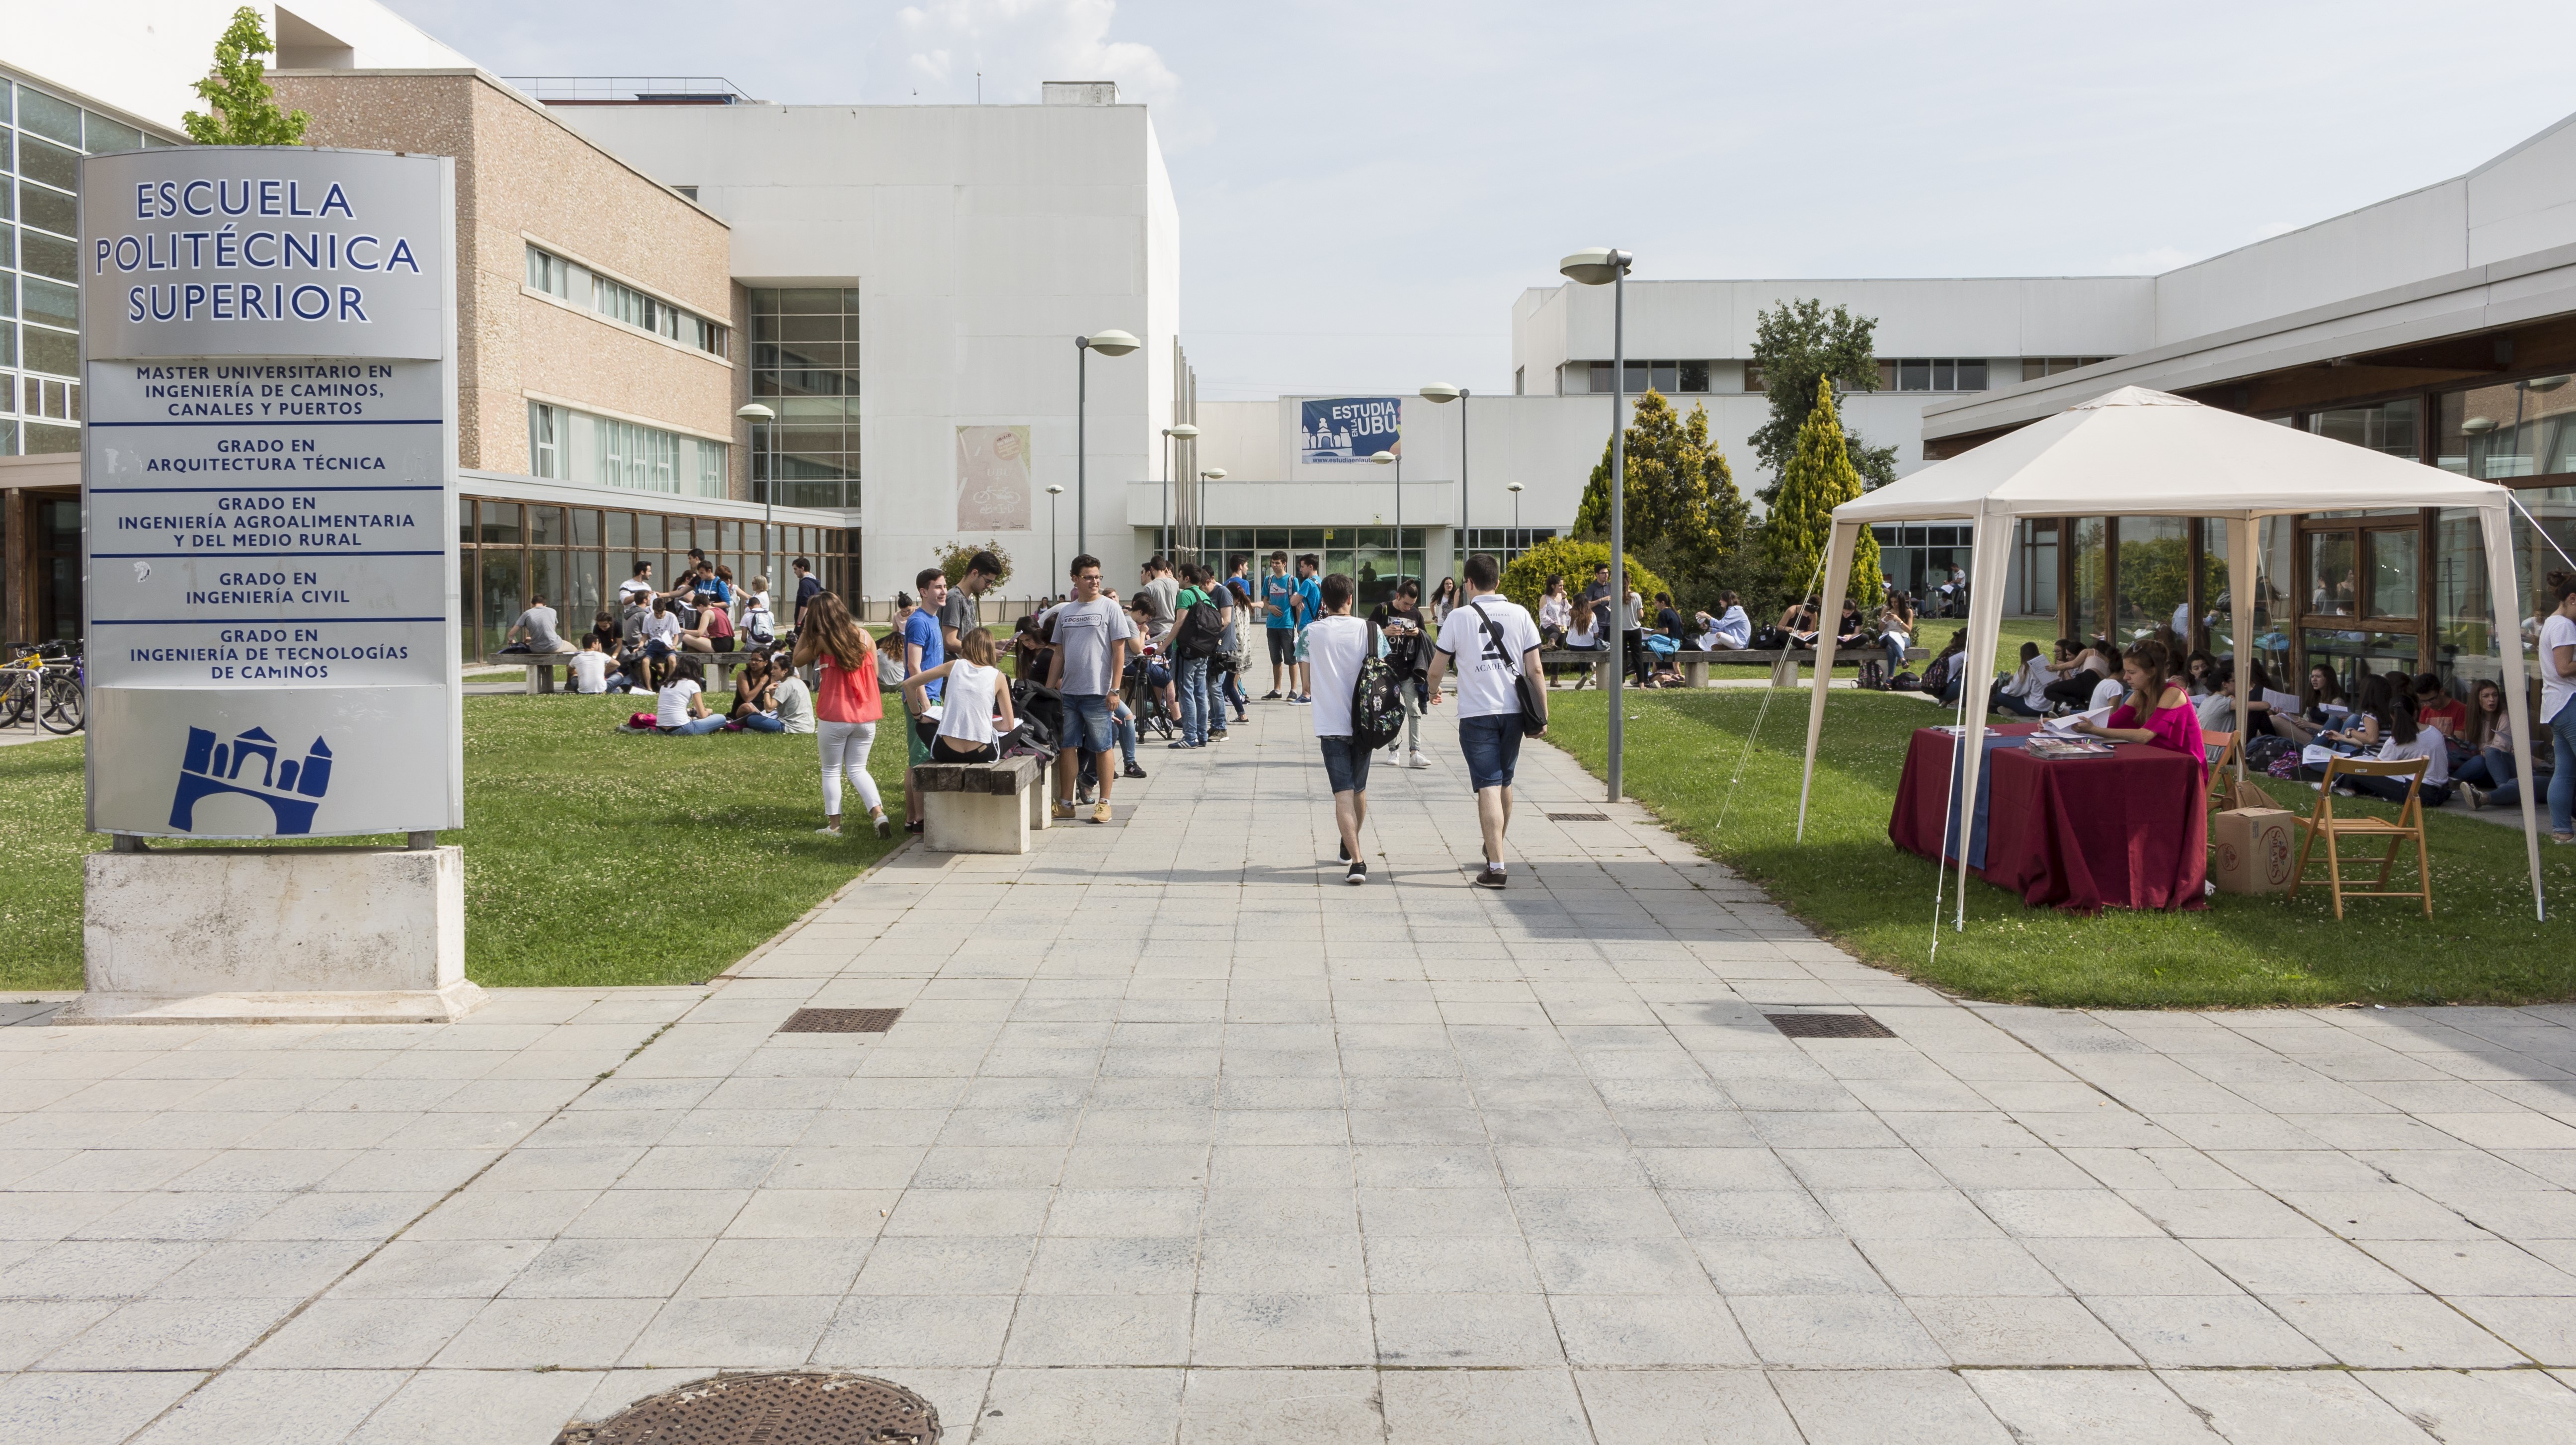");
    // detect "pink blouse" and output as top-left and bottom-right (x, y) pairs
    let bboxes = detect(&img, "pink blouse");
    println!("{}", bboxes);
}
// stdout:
(2108, 696), (2206, 778)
